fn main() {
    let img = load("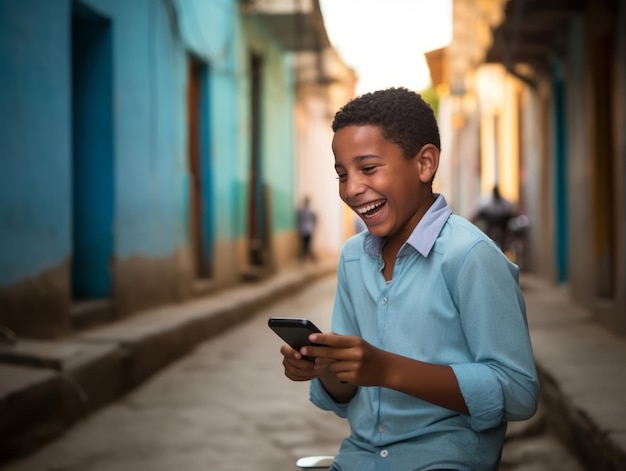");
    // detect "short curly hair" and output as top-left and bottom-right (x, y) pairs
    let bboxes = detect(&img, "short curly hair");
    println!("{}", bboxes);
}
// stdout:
(331, 87), (440, 158)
